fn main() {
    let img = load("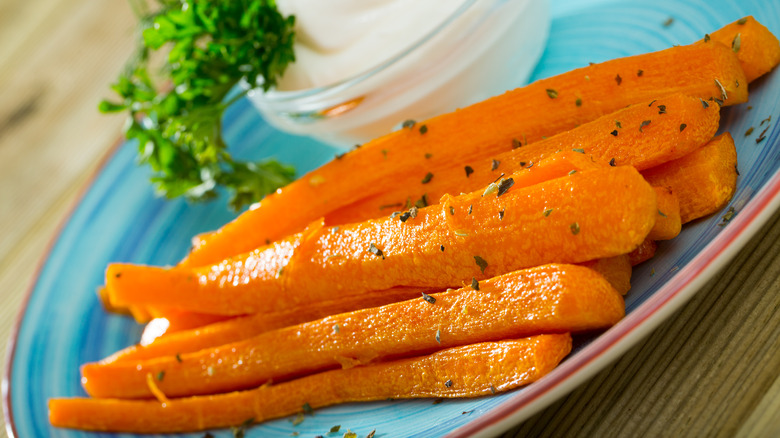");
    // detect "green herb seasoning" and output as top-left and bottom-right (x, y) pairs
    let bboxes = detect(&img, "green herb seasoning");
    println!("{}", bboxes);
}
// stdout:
(425, 153), (433, 159)
(368, 243), (385, 259)
(335, 153), (346, 160)
(422, 292), (437, 304)
(575, 97), (583, 107)
(657, 104), (667, 114)
(637, 69), (644, 77)
(704, 33), (711, 42)
(292, 412), (305, 426)
(761, 116), (772, 126)
(399, 211), (411, 222)
(544, 208), (553, 217)
(732, 33), (742, 52)
(115, 272), (122, 278)
(330, 425), (342, 433)
(512, 138), (522, 149)
(497, 178), (515, 197)
(737, 17), (748, 25)
(419, 124), (429, 135)
(435, 329), (442, 344)
(175, 353), (182, 363)
(440, 245), (445, 252)
(468, 204), (473, 215)
(680, 123), (687, 132)
(568, 170), (577, 175)
(482, 182), (499, 197)
(343, 430), (358, 438)
(491, 159), (501, 171)
(471, 277), (480, 290)
(714, 79), (728, 101)
(735, 164), (740, 176)
(745, 127), (755, 136)
(609, 158), (617, 166)
(658, 209), (668, 218)
(454, 230), (469, 237)
(490, 385), (497, 394)
(381, 149), (388, 159)
(415, 194), (429, 208)
(465, 165), (474, 178)
(156, 371), (165, 381)
(663, 17), (674, 27)
(499, 210), (505, 220)
(546, 88), (559, 99)
(570, 222), (581, 235)
(639, 120), (651, 132)
(402, 119), (416, 129)
(474, 256), (488, 273)
(409, 206), (418, 218)
(449, 206), (456, 216)
(572, 148), (585, 154)
(366, 430), (377, 438)
(611, 130), (618, 137)
(332, 324), (340, 334)
(302, 403), (313, 415)
(719, 207), (736, 226)
(421, 172), (434, 184)
(445, 380), (453, 388)
(615, 74), (622, 85)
